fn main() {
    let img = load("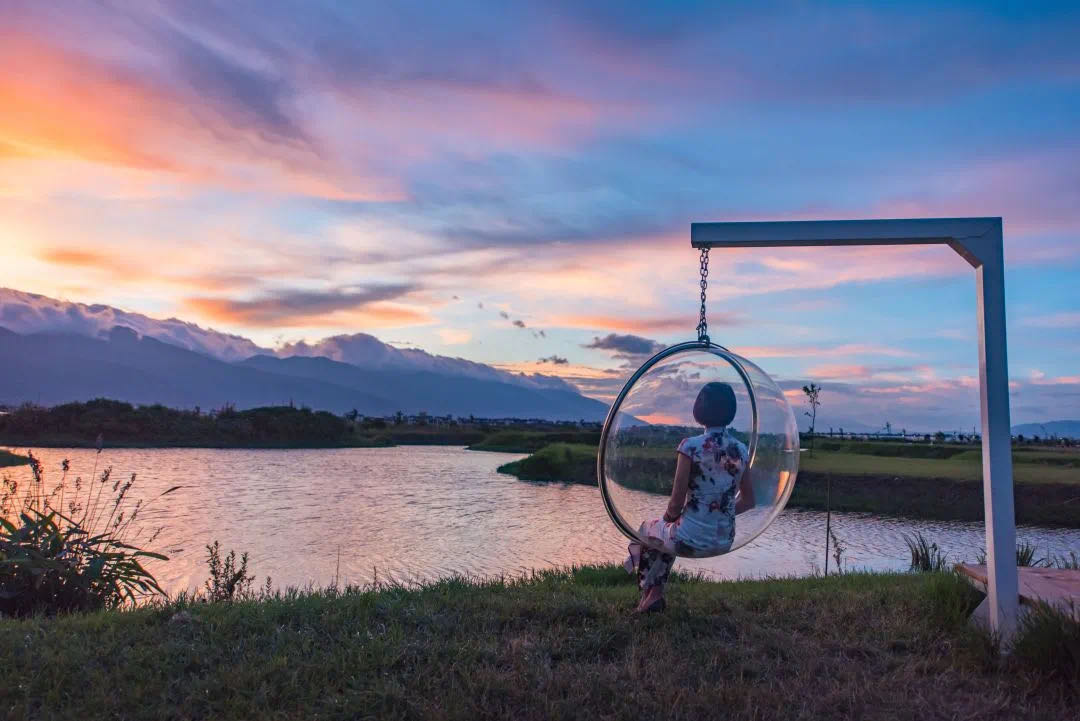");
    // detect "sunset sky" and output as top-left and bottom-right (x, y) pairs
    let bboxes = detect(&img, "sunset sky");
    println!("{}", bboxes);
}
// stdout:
(1, 1), (1078, 431)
